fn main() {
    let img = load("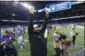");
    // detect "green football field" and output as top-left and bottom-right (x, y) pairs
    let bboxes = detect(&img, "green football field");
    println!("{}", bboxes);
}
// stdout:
(1, 25), (84, 56)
